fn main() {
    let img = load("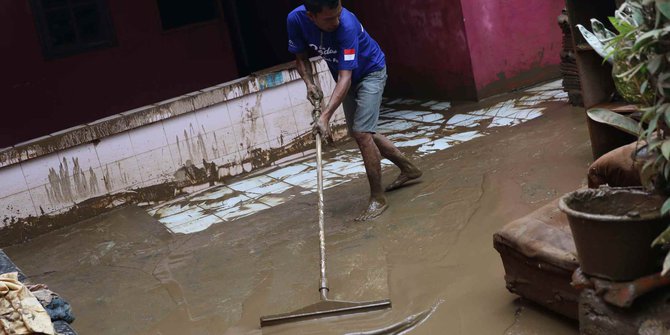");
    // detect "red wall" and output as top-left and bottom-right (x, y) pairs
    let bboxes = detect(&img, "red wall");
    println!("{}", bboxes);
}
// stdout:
(461, 0), (564, 98)
(0, 1), (238, 147)
(346, 0), (478, 101)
